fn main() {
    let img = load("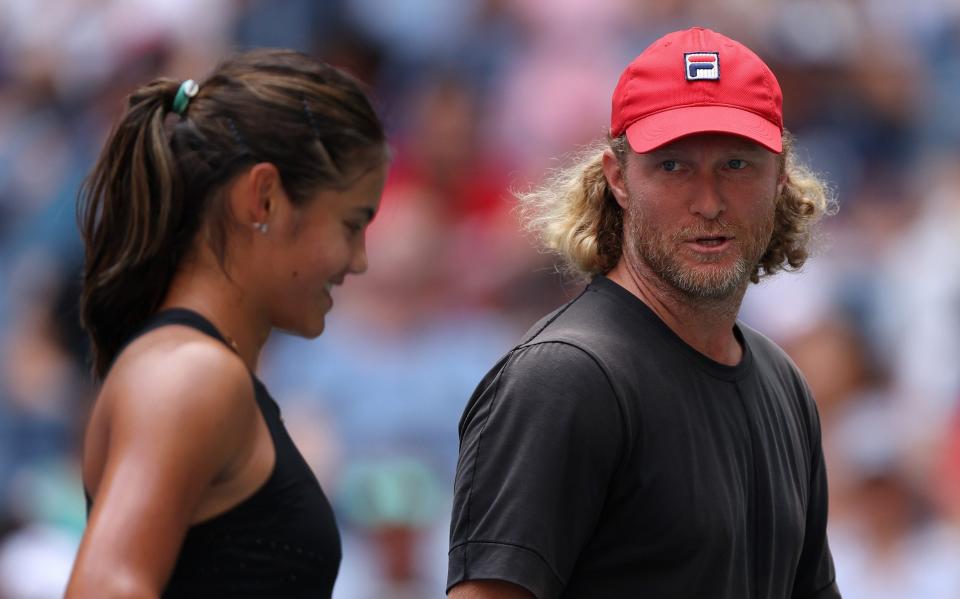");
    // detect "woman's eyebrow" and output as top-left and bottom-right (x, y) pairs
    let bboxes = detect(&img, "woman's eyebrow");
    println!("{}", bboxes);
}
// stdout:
(352, 206), (376, 222)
